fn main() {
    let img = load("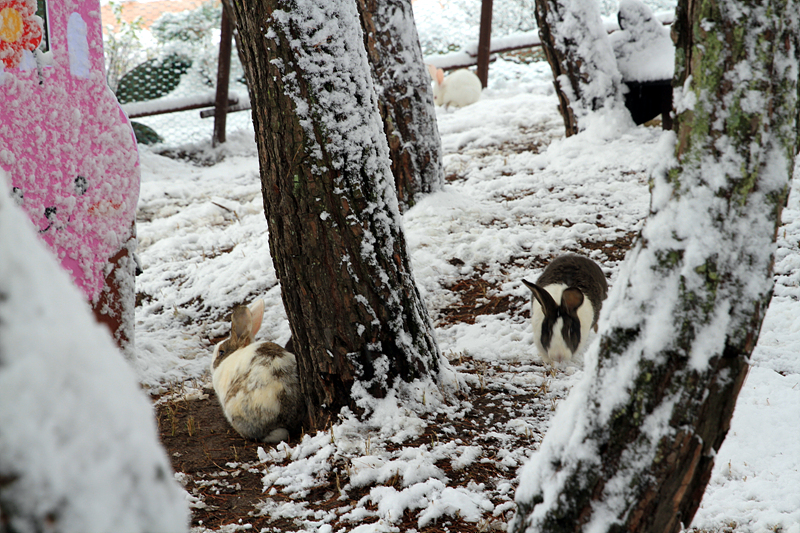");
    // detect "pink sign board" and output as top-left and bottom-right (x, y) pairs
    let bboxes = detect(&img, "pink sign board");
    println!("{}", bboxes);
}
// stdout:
(0, 0), (139, 306)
